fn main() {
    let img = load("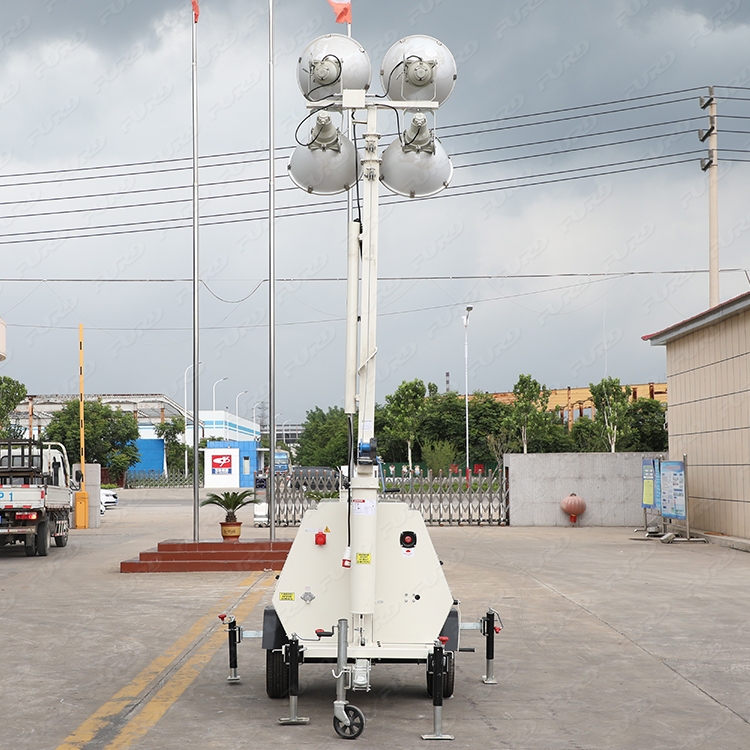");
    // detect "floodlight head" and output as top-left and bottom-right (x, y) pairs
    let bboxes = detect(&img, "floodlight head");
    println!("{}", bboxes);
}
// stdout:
(297, 34), (372, 102)
(379, 114), (453, 198)
(288, 114), (361, 195)
(380, 35), (457, 105)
